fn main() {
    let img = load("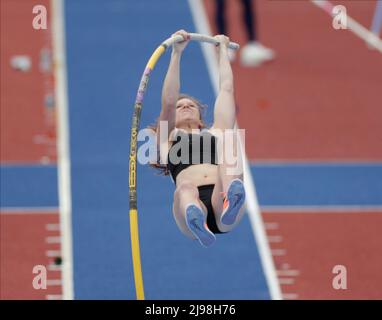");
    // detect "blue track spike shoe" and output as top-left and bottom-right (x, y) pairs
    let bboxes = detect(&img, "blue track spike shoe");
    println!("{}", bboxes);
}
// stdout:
(185, 204), (216, 248)
(220, 179), (246, 225)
